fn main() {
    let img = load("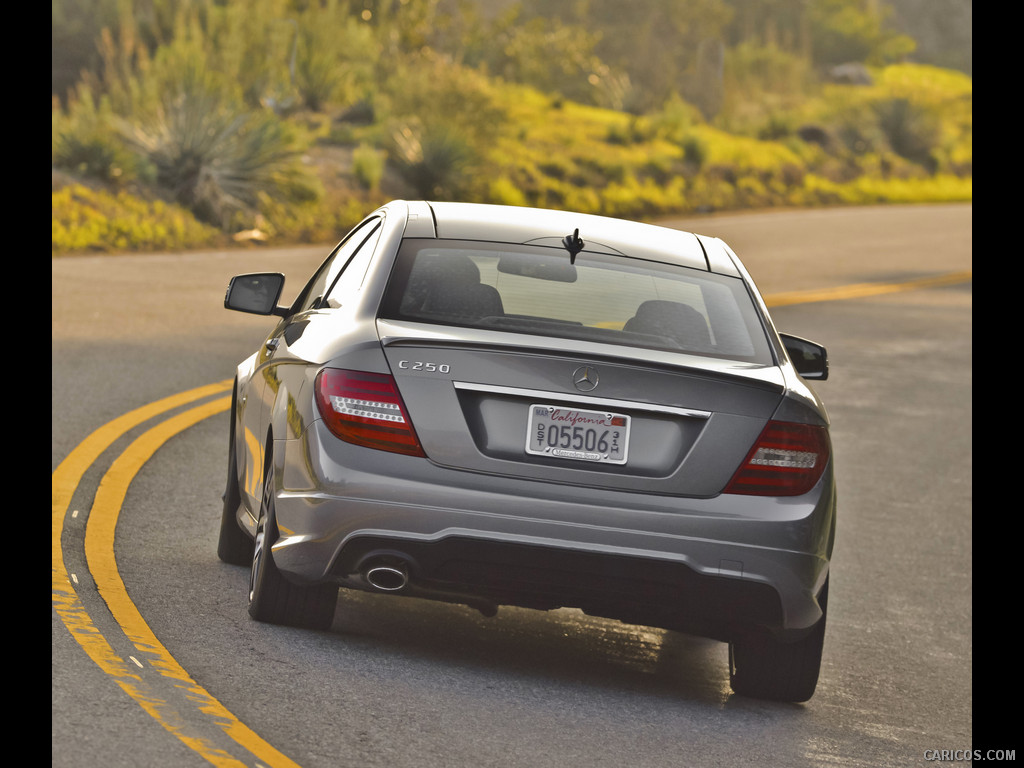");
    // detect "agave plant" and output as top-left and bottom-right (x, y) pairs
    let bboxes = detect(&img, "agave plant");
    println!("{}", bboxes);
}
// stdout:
(124, 77), (313, 228)
(390, 123), (477, 200)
